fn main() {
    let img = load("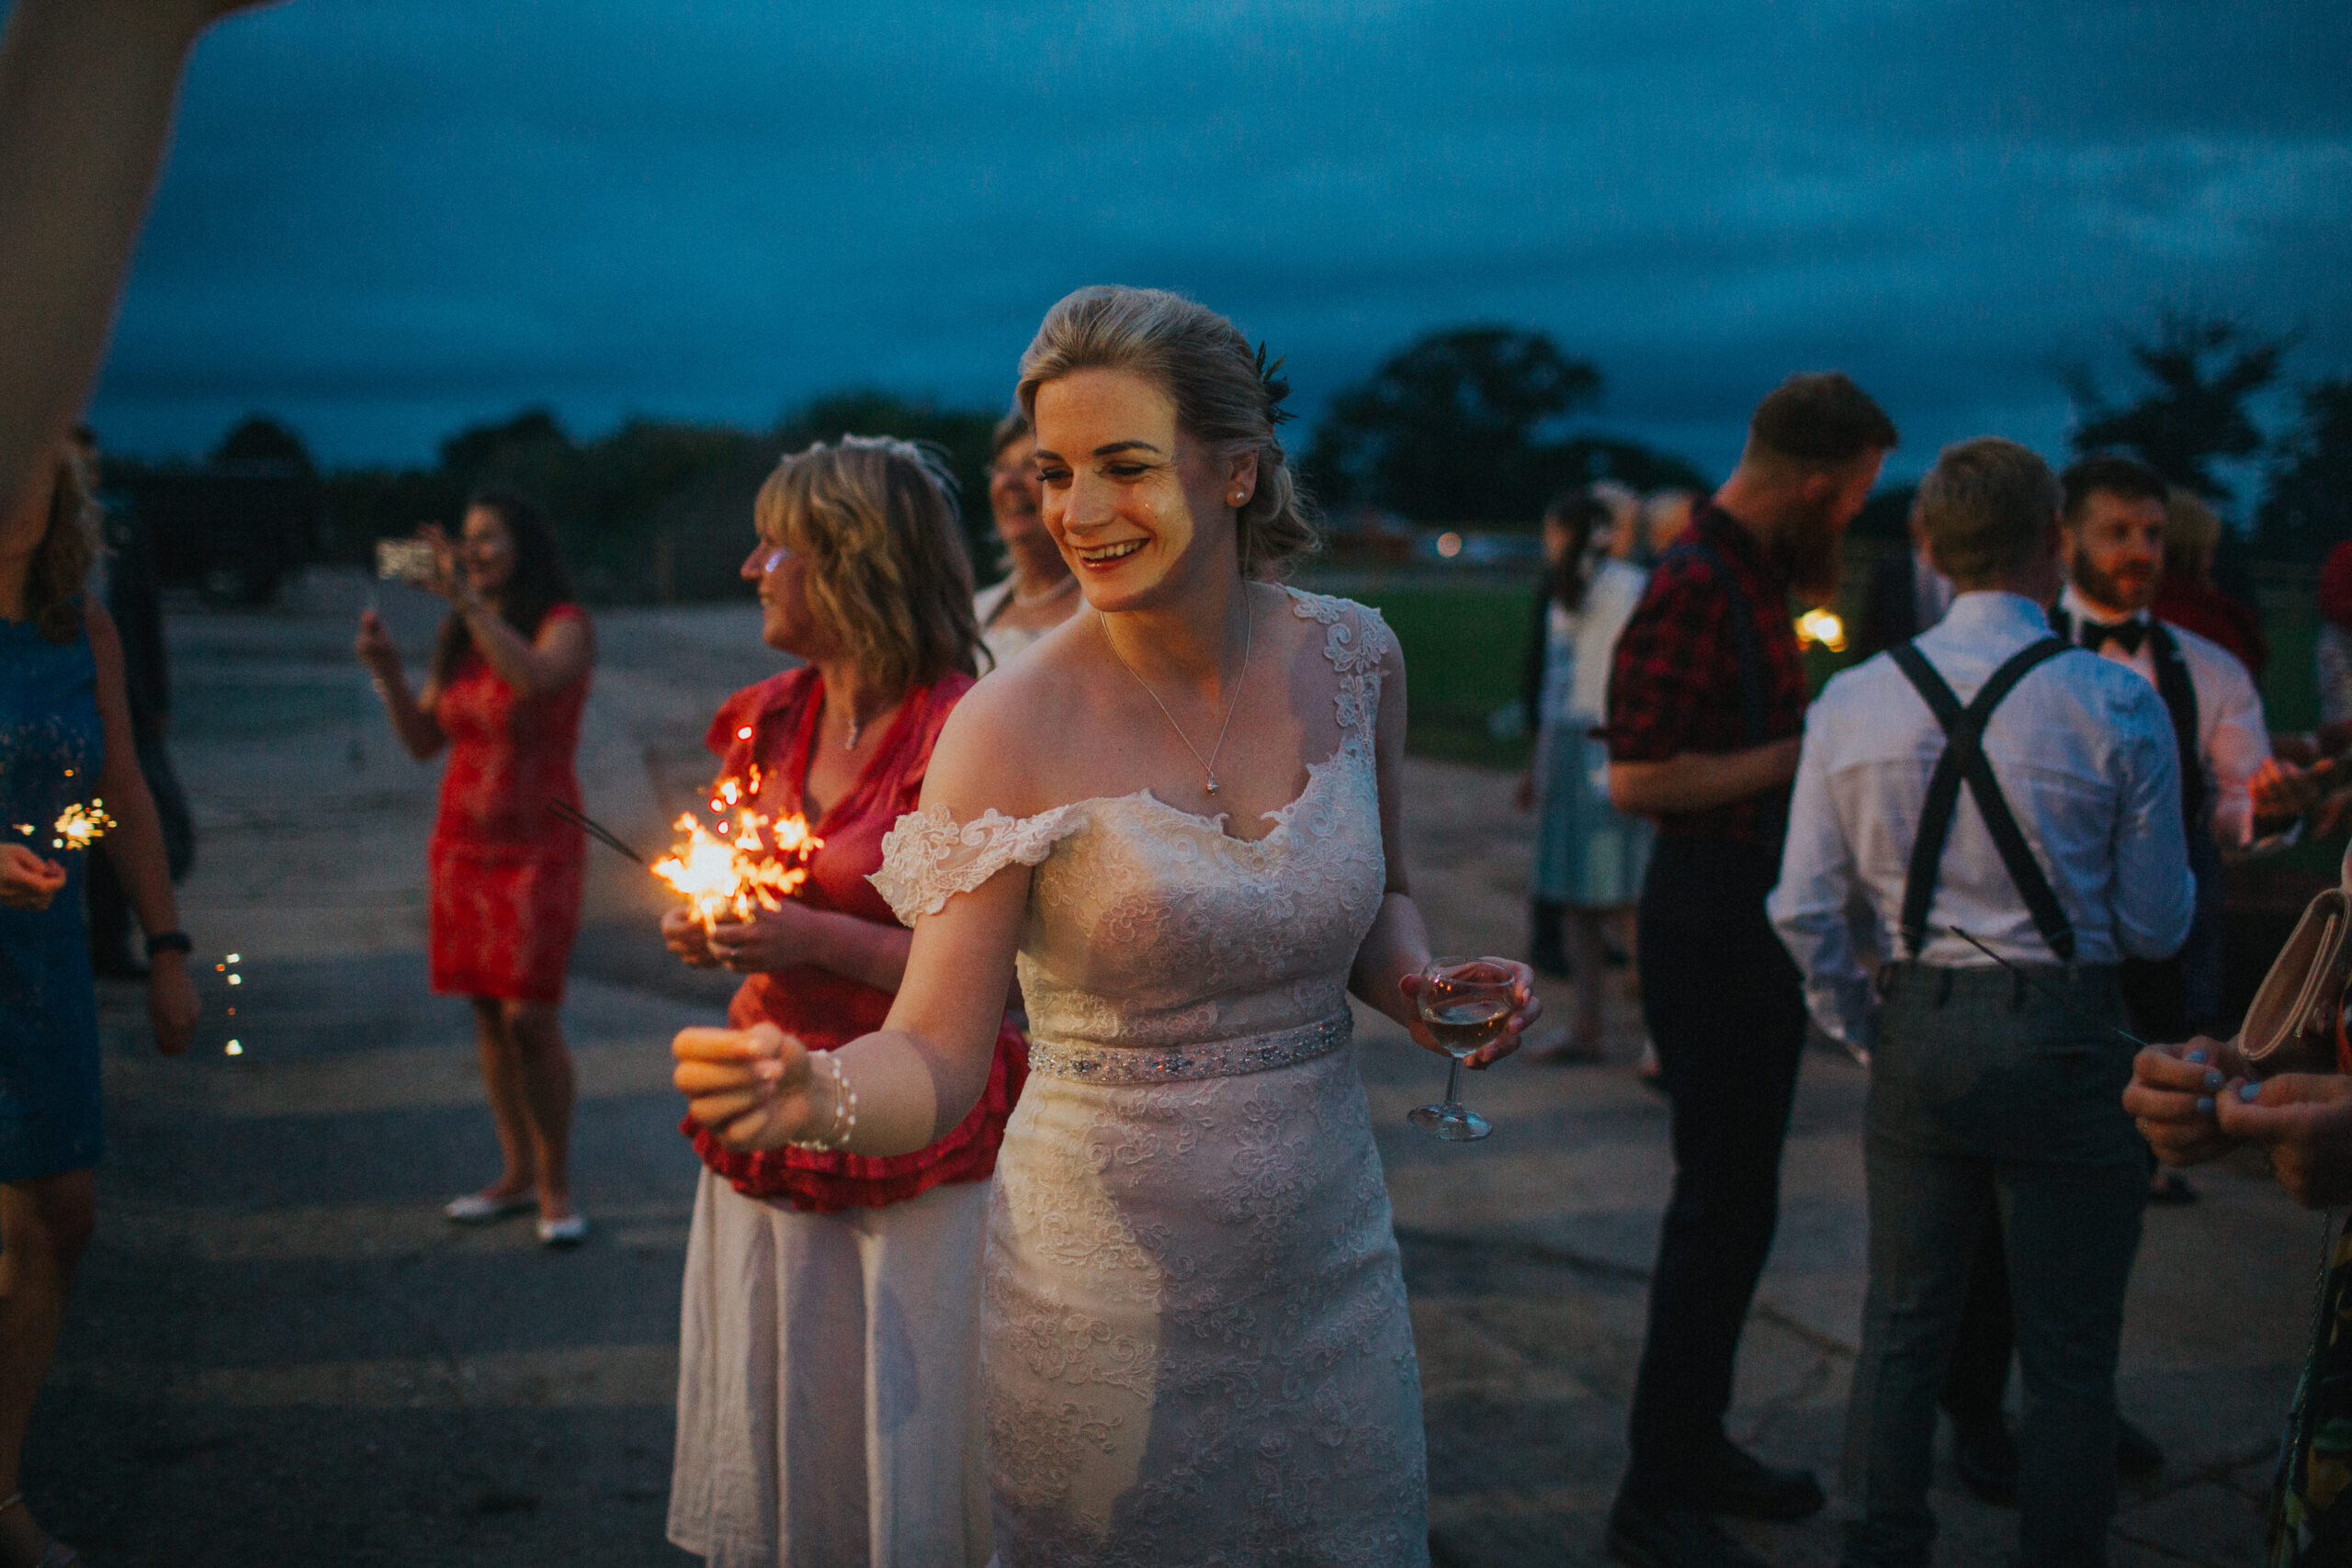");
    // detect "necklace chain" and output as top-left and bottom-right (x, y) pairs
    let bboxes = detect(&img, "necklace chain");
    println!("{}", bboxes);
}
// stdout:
(1012, 573), (1080, 609)
(1099, 592), (1252, 795)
